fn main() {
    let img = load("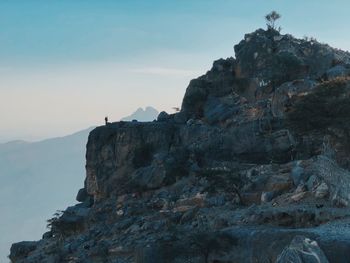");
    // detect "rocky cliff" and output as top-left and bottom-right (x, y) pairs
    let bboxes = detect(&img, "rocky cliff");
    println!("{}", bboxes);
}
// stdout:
(10, 28), (350, 263)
